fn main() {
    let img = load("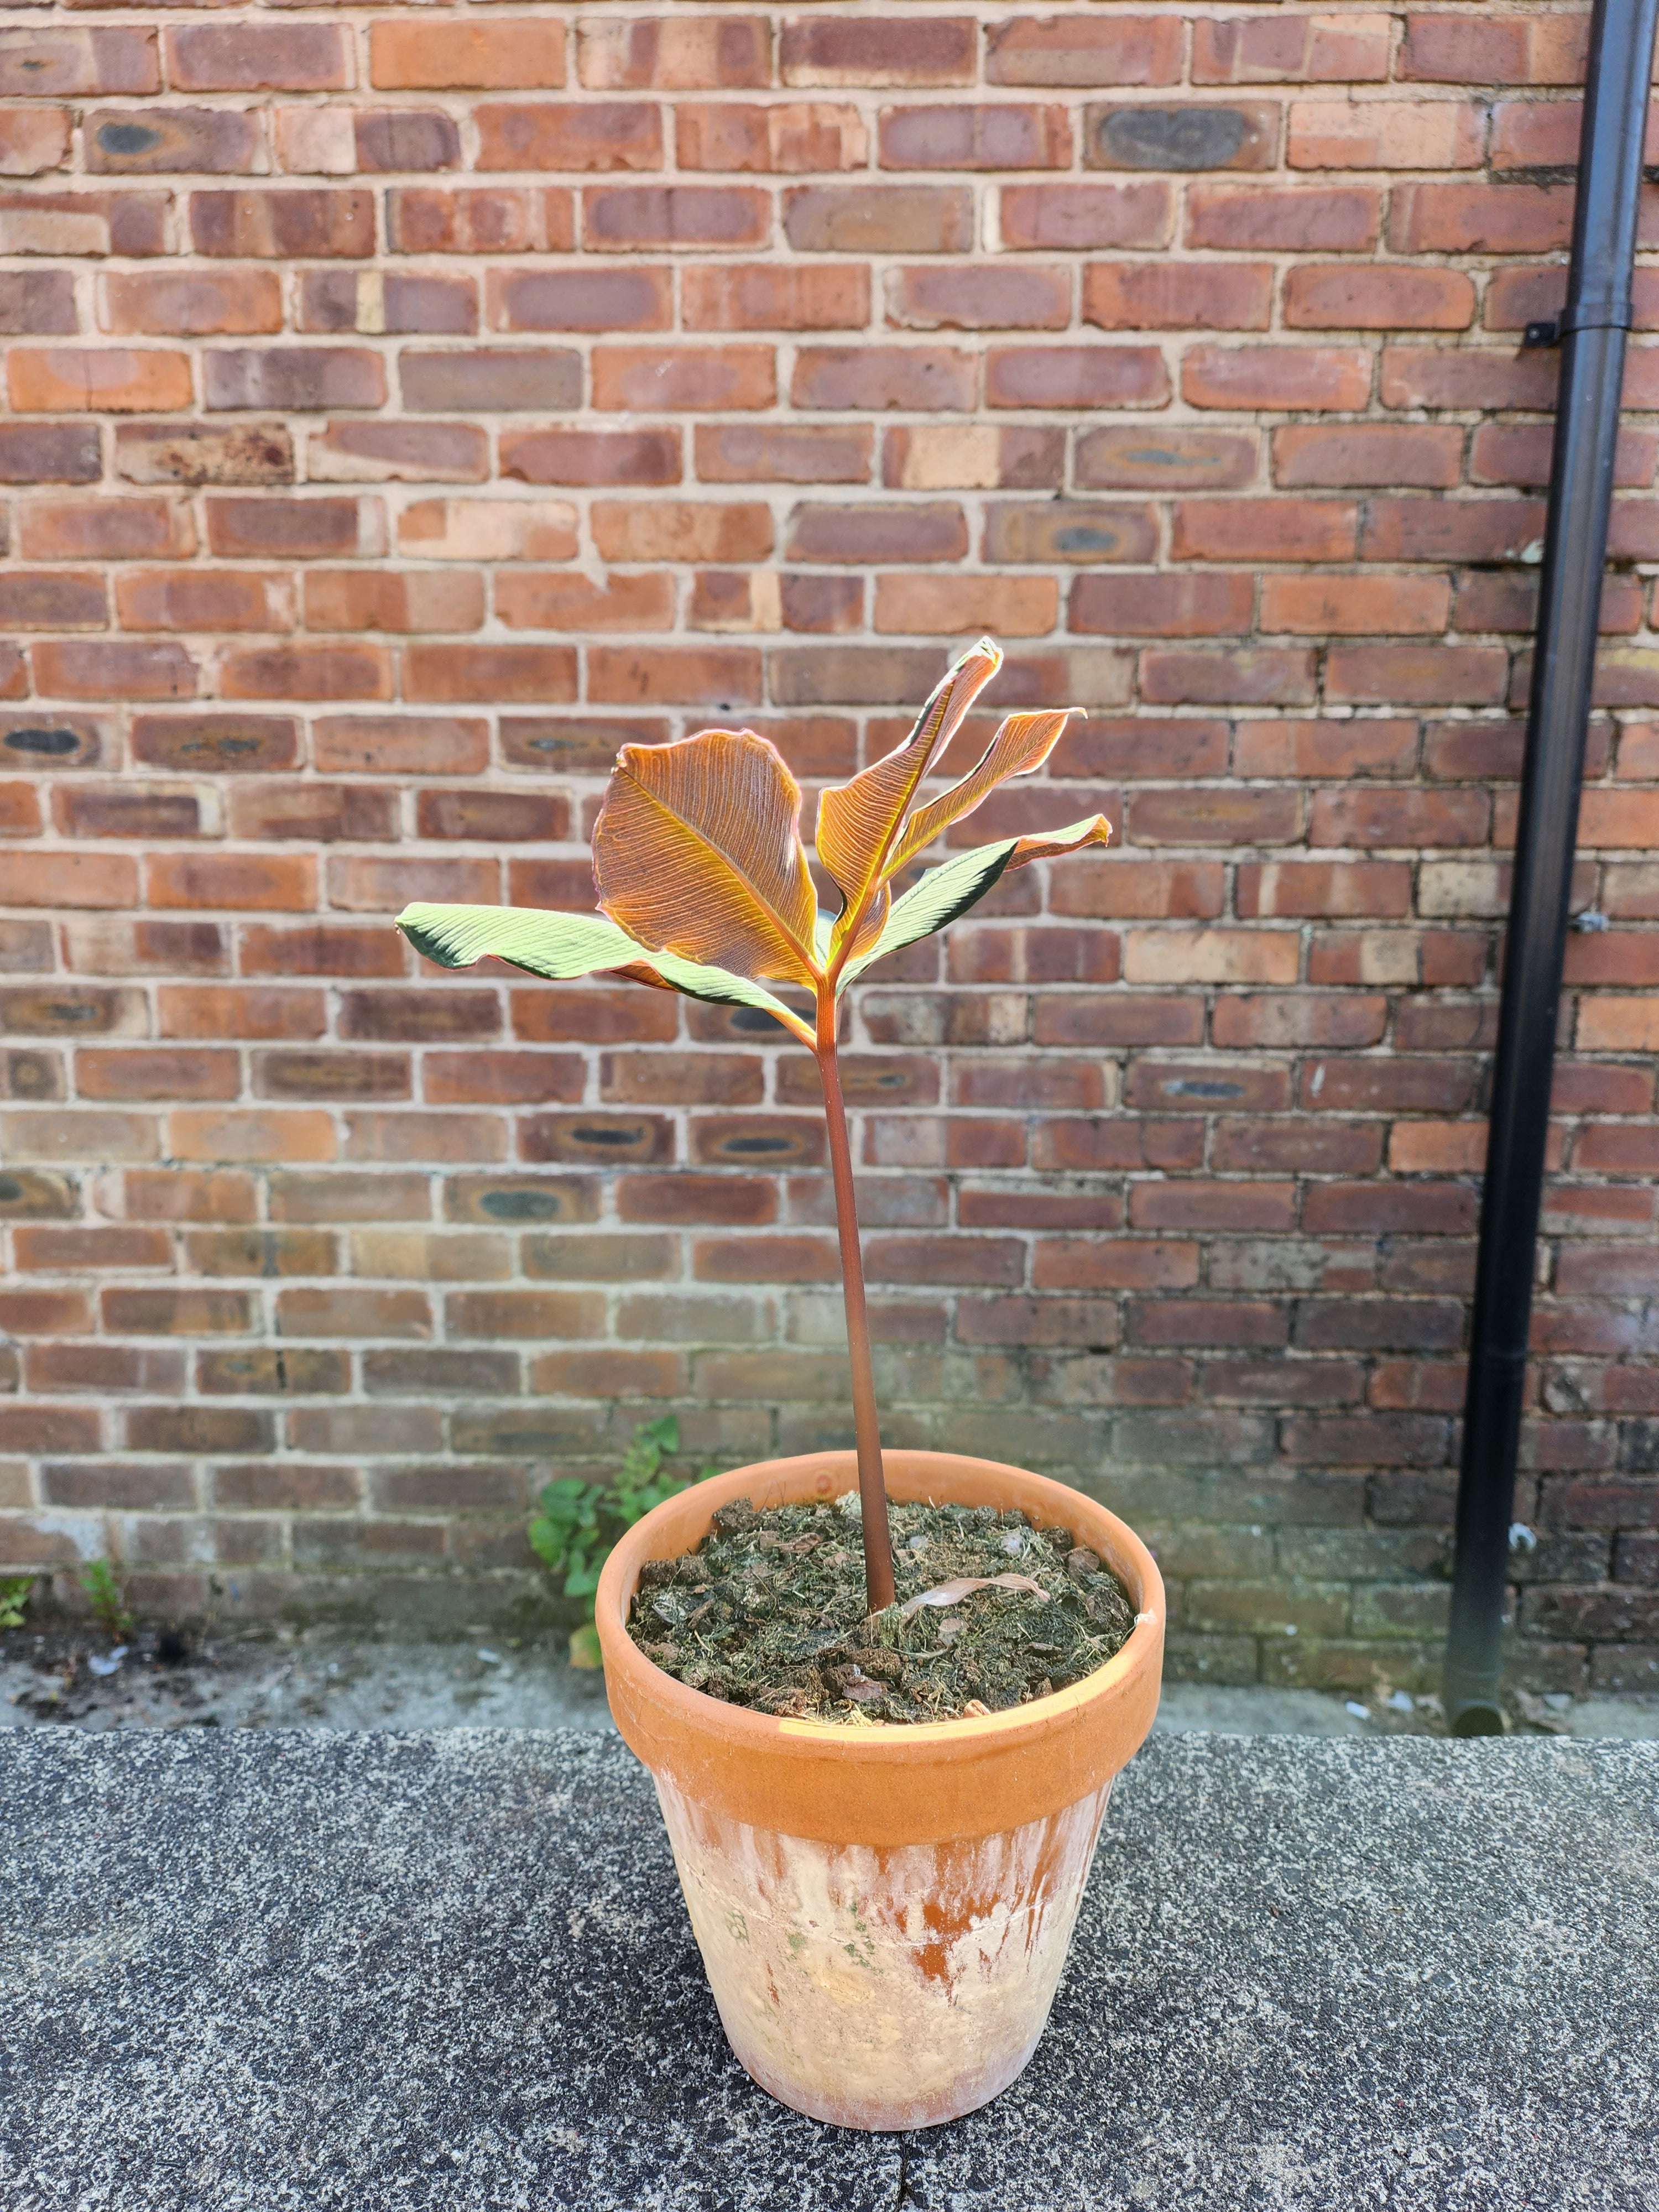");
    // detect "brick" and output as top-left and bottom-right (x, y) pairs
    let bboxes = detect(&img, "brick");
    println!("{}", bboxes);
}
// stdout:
(592, 345), (774, 411)
(118, 567), (293, 634)
(886, 425), (1061, 492)
(476, 102), (659, 173)
(1262, 574), (1452, 638)
(299, 272), (475, 339)
(1172, 498), (1354, 563)
(578, 18), (769, 92)
(0, 29), (159, 99)
(780, 18), (975, 88)
(0, 268), (77, 333)
(880, 103), (1072, 171)
(997, 182), (1172, 252)
(0, 422), (99, 484)
(398, 499), (576, 563)
(1288, 98), (1484, 172)
(1086, 100), (1279, 175)
(875, 574), (1056, 638)
(785, 185), (972, 256)
(687, 263), (868, 332)
(167, 24), (349, 93)
(1400, 14), (1587, 86)
(678, 101), (866, 174)
(1084, 262), (1270, 333)
(371, 21), (566, 91)
(491, 267), (670, 335)
(87, 108), (259, 178)
(1284, 265), (1475, 333)
(1076, 426), (1256, 493)
(404, 644), (577, 704)
(0, 571), (105, 630)
(583, 185), (769, 252)
(0, 108), (71, 180)
(388, 186), (572, 257)
(1072, 572), (1254, 637)
(33, 640), (197, 703)
(988, 17), (1181, 89)
(1124, 929), (1299, 986)
(402, 348), (579, 414)
(1390, 185), (1574, 258)
(0, 186), (169, 258)
(502, 426), (680, 487)
(1195, 14), (1391, 85)
(1276, 424), (1462, 491)
(786, 501), (966, 564)
(1381, 347), (1557, 413)
(593, 499), (772, 563)
(206, 496), (377, 562)
(192, 190), (375, 261)
(1325, 646), (1509, 708)
(116, 422), (293, 489)
(9, 347), (191, 414)
(987, 346), (1170, 409)
(100, 270), (280, 340)
(794, 346), (975, 412)
(1183, 346), (1370, 411)
(1187, 186), (1379, 253)
(497, 571), (672, 633)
